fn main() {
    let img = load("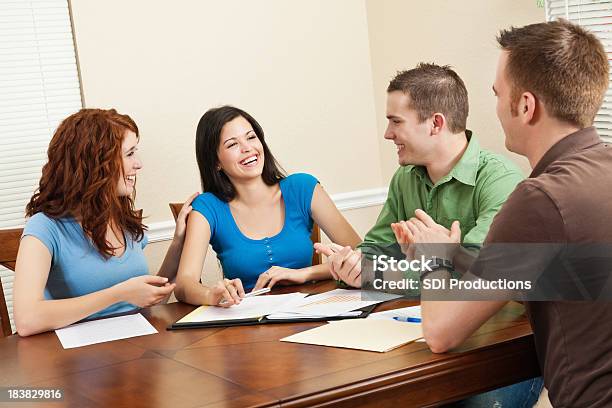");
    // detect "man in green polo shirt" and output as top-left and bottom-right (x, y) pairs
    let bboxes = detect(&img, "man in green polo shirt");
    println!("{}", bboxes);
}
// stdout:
(316, 62), (523, 288)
